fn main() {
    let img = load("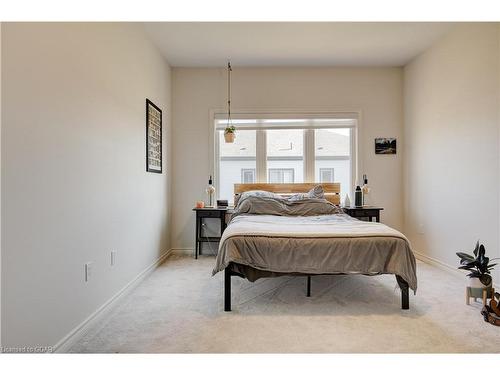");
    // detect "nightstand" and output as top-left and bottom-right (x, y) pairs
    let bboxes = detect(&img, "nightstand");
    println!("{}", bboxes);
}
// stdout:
(192, 207), (232, 259)
(343, 206), (384, 222)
